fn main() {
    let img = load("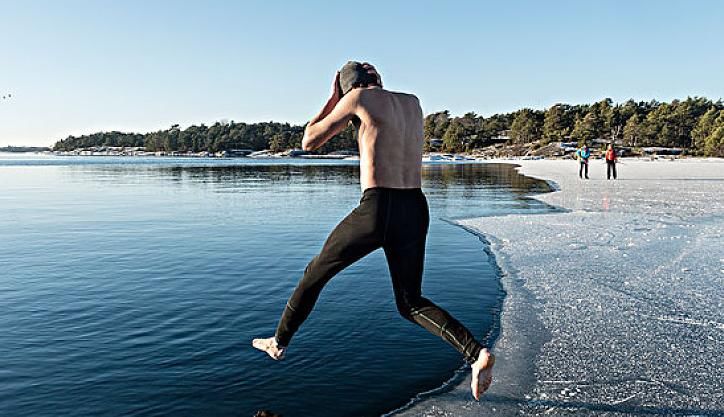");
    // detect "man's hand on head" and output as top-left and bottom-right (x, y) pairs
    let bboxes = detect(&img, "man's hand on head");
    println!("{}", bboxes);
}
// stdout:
(304, 71), (358, 151)
(330, 71), (342, 102)
(361, 62), (382, 88)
